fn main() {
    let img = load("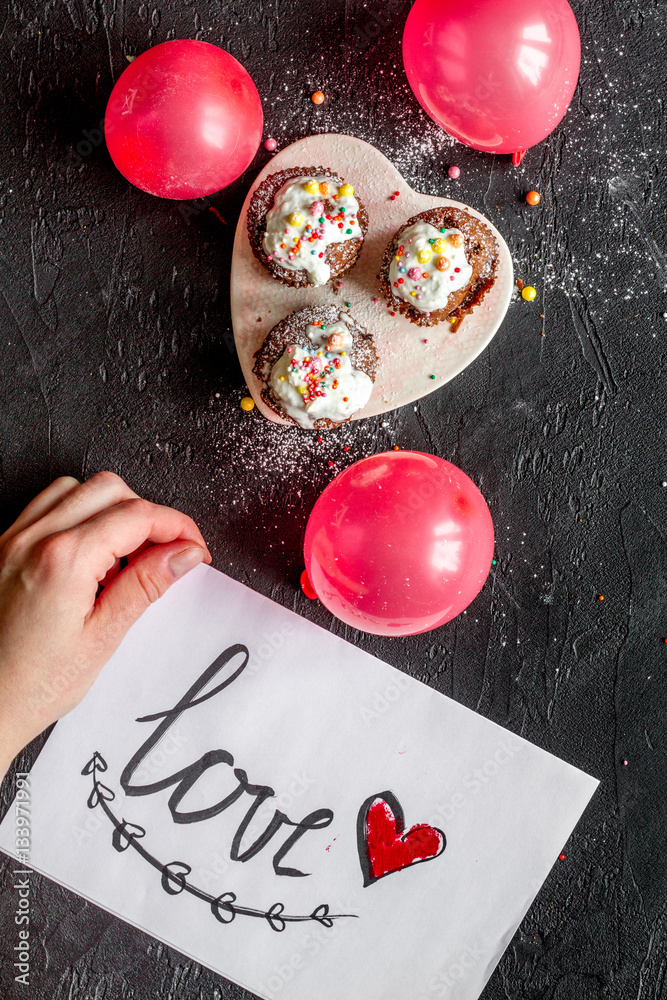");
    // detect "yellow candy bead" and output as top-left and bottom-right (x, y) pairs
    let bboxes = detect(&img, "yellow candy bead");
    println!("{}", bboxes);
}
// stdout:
(522, 285), (537, 301)
(288, 212), (303, 226)
(432, 238), (446, 253)
(448, 232), (464, 248)
(303, 180), (318, 194)
(436, 256), (450, 272)
(297, 386), (308, 395)
(240, 397), (255, 411)
(338, 183), (354, 197)
(279, 375), (285, 381)
(319, 181), (332, 196)
(417, 248), (431, 264)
